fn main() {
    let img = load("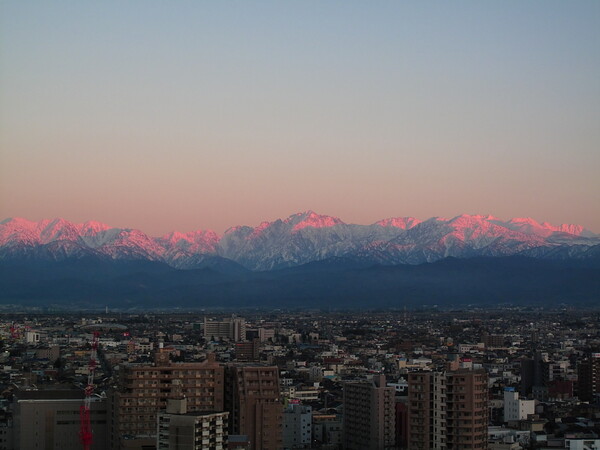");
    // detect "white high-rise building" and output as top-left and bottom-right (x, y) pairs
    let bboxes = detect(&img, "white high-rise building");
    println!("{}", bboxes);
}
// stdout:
(204, 316), (246, 341)
(157, 397), (229, 450)
(504, 387), (535, 421)
(282, 403), (312, 449)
